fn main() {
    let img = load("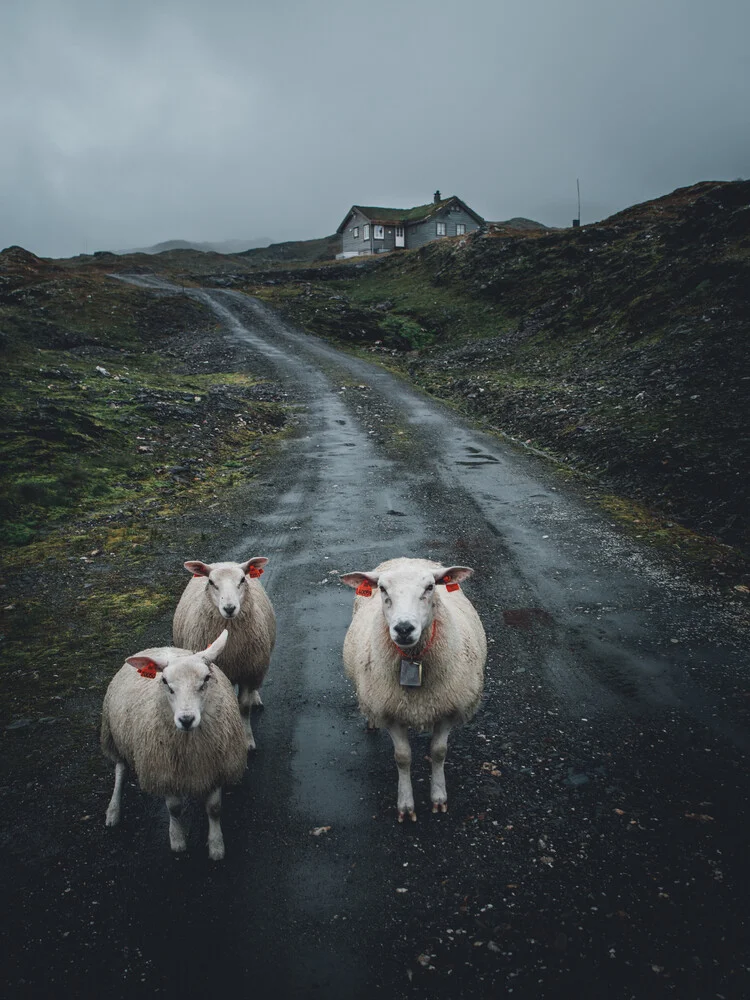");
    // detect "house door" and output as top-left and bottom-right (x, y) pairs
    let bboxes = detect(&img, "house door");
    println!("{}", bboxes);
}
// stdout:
(395, 226), (405, 248)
